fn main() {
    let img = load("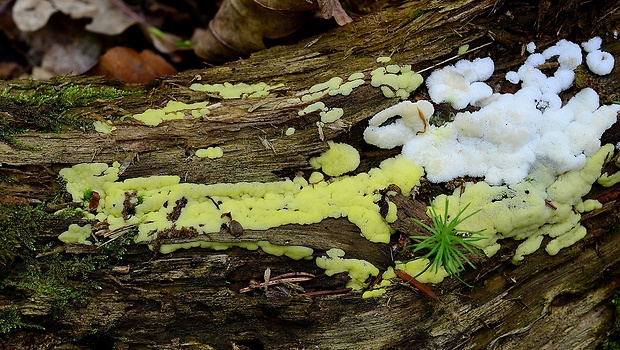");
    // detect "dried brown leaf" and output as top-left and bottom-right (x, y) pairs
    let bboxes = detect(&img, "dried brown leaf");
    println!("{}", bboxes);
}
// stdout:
(87, 46), (177, 83)
(12, 0), (136, 35)
(12, 0), (56, 32)
(193, 0), (351, 62)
